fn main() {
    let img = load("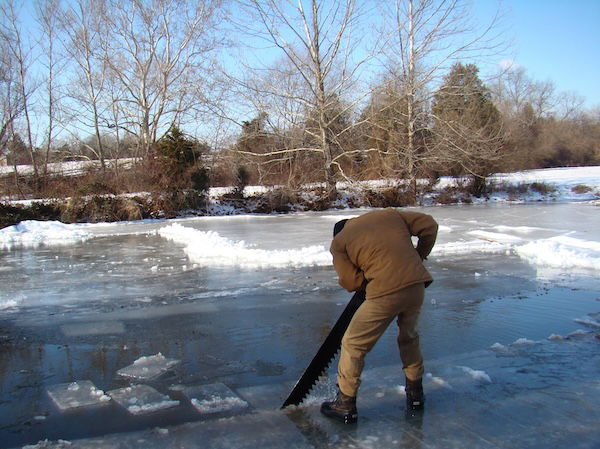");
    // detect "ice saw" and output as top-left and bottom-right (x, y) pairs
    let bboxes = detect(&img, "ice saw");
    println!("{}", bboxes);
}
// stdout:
(281, 289), (366, 408)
